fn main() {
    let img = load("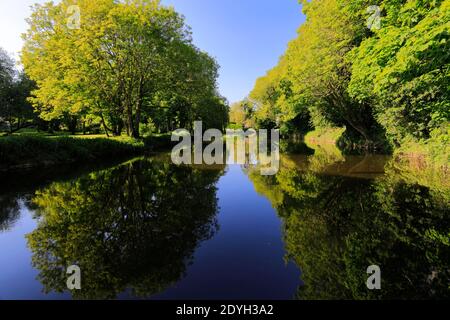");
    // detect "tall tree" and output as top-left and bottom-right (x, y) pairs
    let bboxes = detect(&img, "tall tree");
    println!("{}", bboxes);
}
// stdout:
(22, 0), (225, 137)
